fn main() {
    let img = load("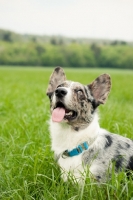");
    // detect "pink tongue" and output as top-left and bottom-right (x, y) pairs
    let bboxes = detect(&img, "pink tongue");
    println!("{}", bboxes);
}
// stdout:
(52, 107), (65, 122)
